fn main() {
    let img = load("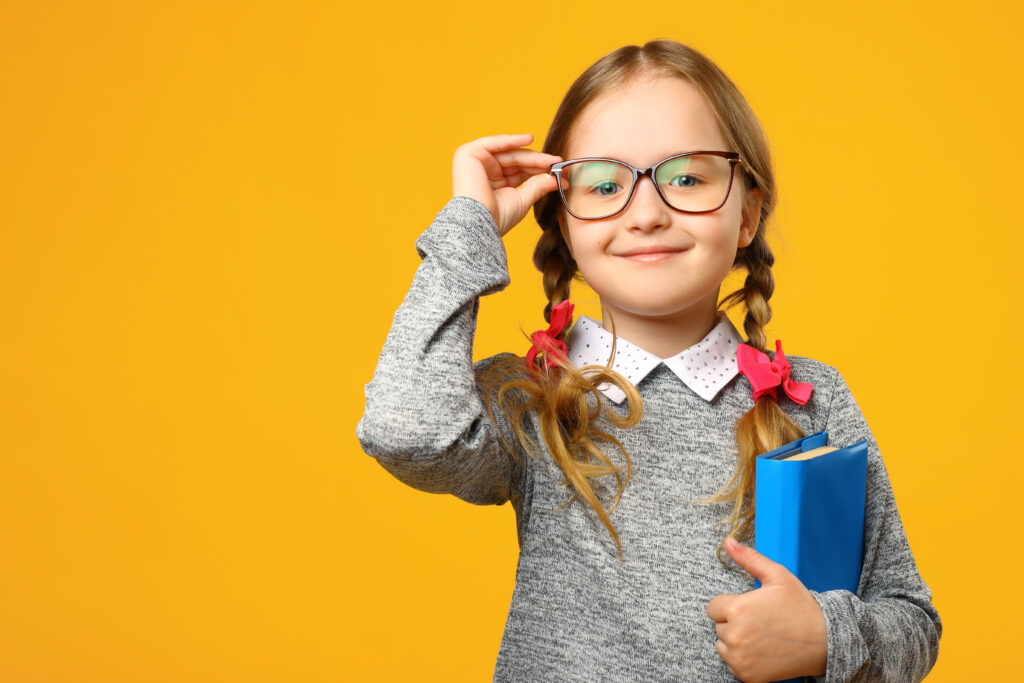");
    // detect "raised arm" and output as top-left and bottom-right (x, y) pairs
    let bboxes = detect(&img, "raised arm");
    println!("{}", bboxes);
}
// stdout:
(357, 134), (562, 508)
(809, 367), (942, 682)
(355, 195), (524, 506)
